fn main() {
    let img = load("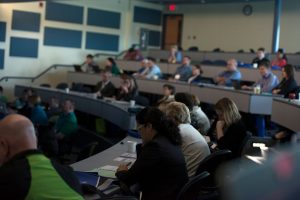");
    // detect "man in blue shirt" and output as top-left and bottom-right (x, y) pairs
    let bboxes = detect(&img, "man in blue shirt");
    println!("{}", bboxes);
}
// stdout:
(242, 60), (279, 93)
(216, 59), (241, 86)
(144, 57), (162, 79)
(174, 56), (193, 81)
